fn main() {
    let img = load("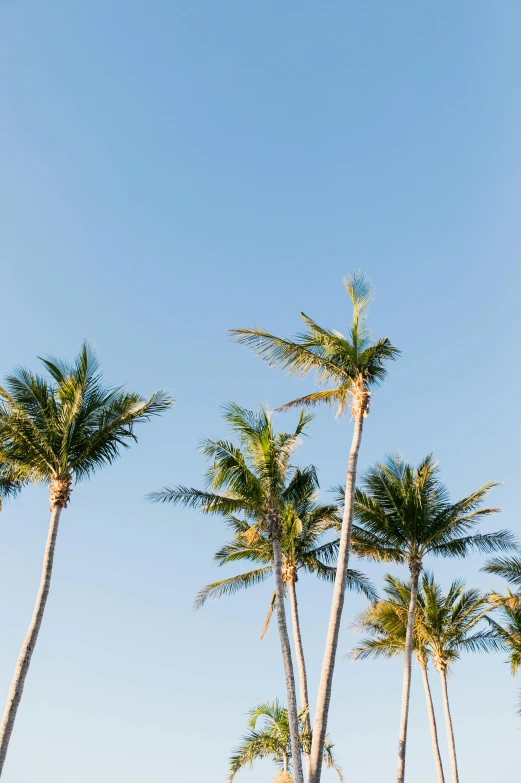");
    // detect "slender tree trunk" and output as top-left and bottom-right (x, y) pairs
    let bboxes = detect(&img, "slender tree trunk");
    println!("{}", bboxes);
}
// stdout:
(288, 579), (311, 769)
(272, 539), (304, 783)
(396, 565), (420, 783)
(308, 411), (365, 783)
(0, 504), (63, 775)
(420, 661), (445, 783)
(440, 668), (459, 783)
